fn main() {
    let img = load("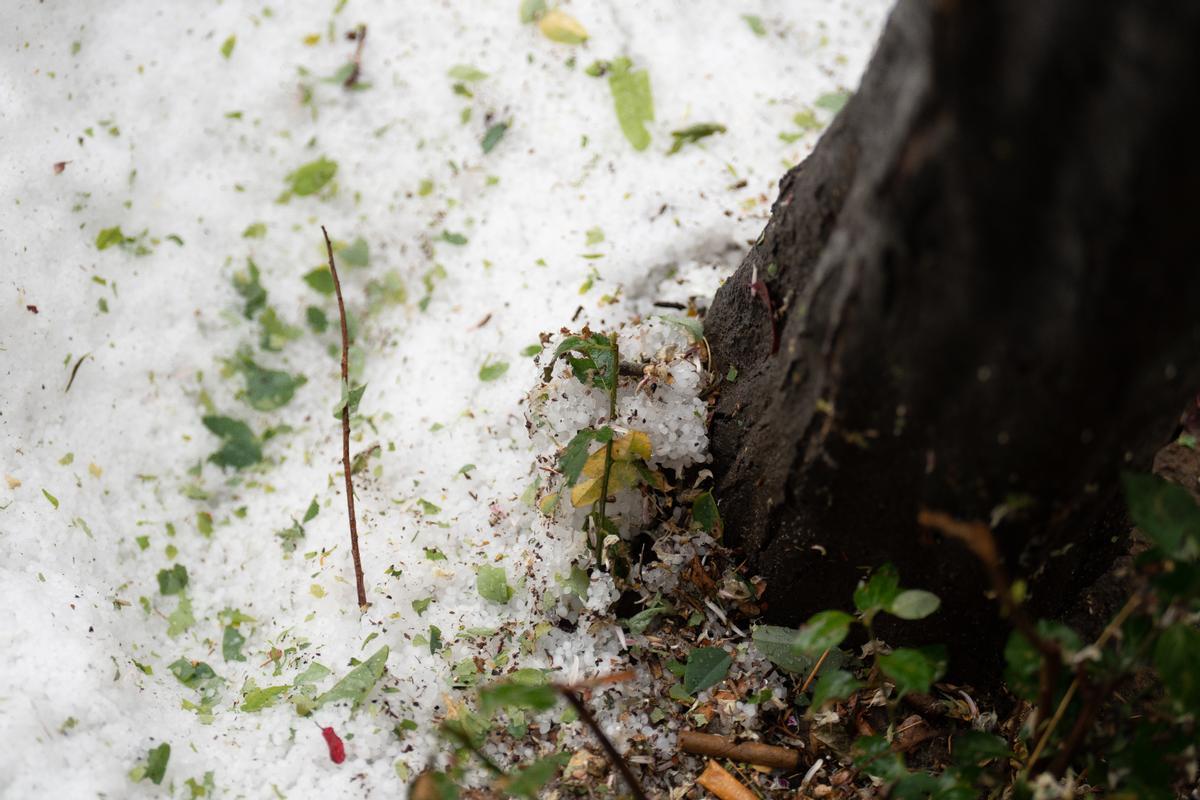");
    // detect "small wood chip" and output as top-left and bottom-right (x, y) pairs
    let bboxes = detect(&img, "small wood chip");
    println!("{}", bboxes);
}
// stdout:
(697, 759), (757, 800)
